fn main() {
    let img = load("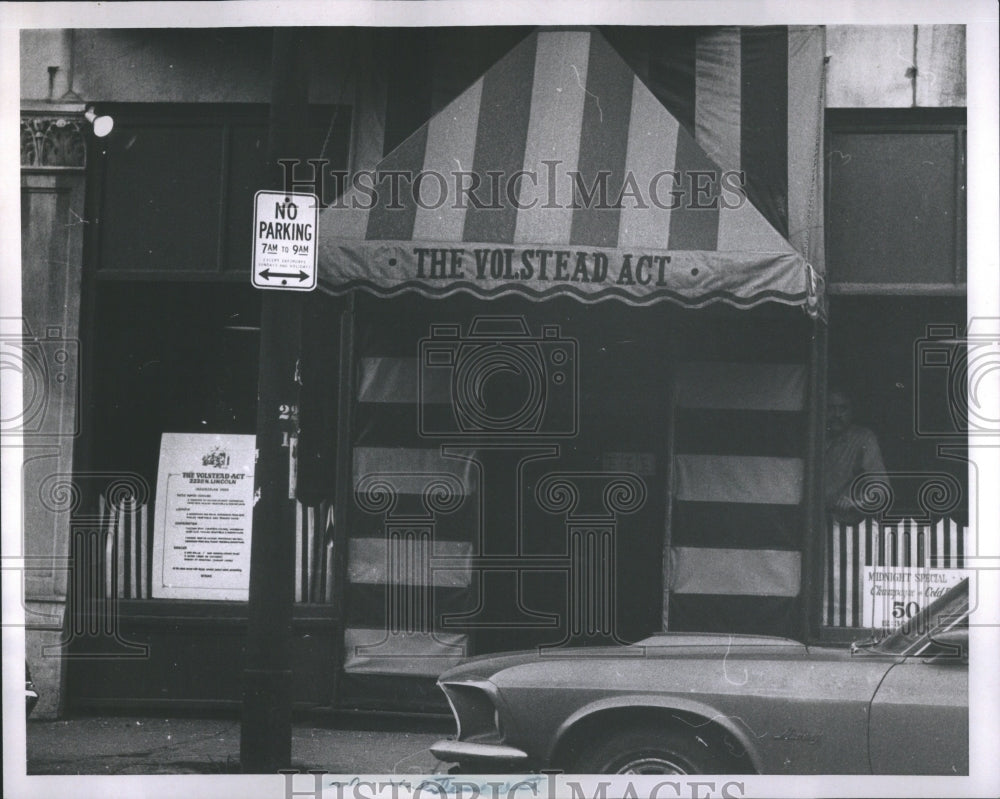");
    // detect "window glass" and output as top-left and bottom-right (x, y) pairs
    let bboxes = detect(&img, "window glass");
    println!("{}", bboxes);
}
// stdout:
(826, 114), (965, 287)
